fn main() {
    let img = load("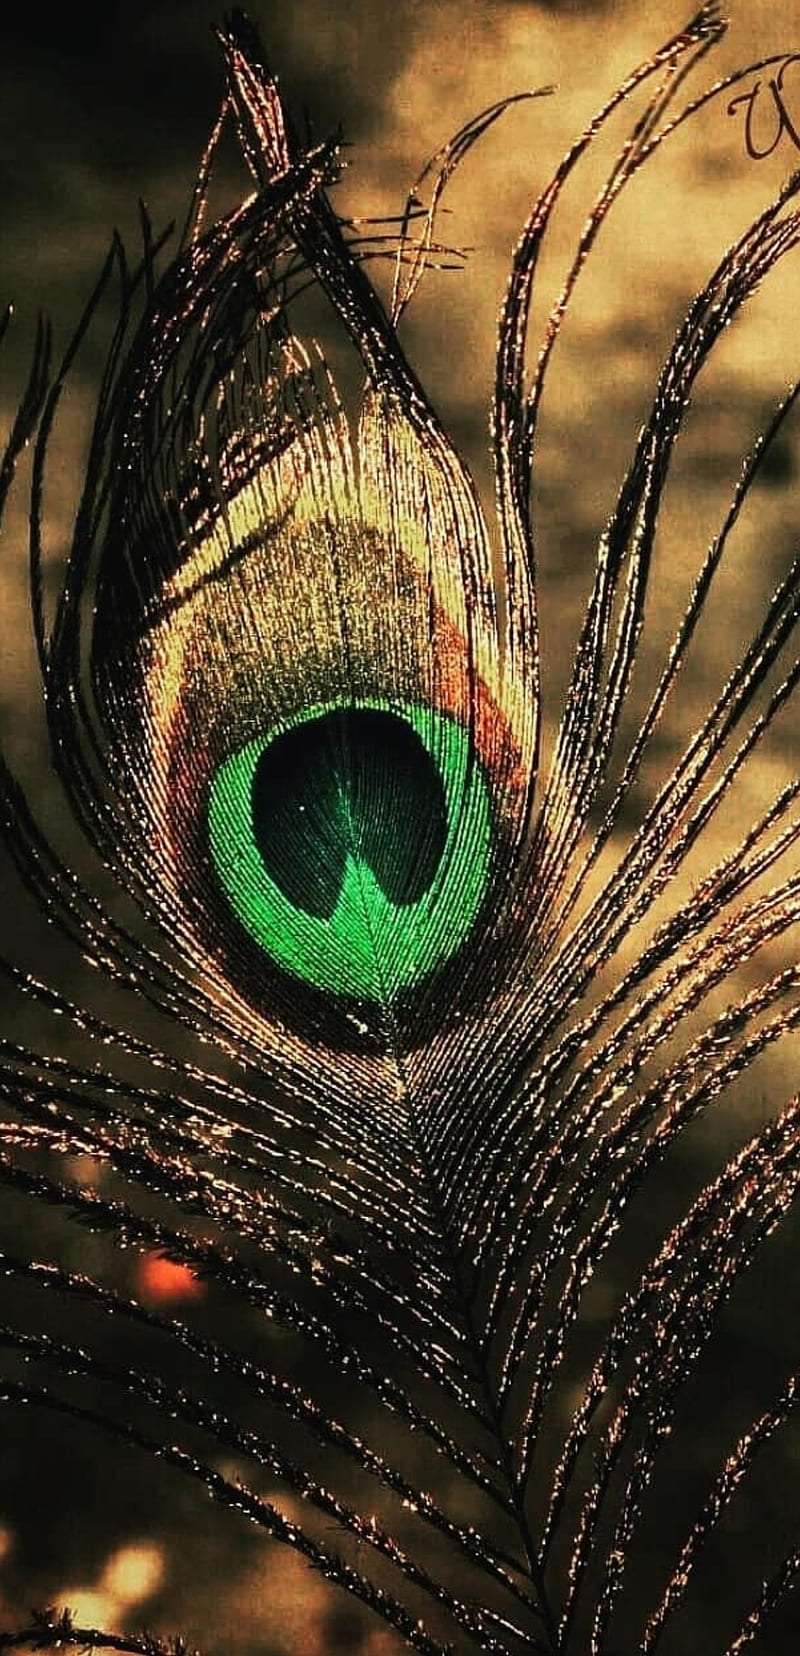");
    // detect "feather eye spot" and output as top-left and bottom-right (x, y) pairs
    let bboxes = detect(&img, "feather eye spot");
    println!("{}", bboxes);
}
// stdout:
(207, 698), (494, 1003)
(251, 708), (447, 918)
